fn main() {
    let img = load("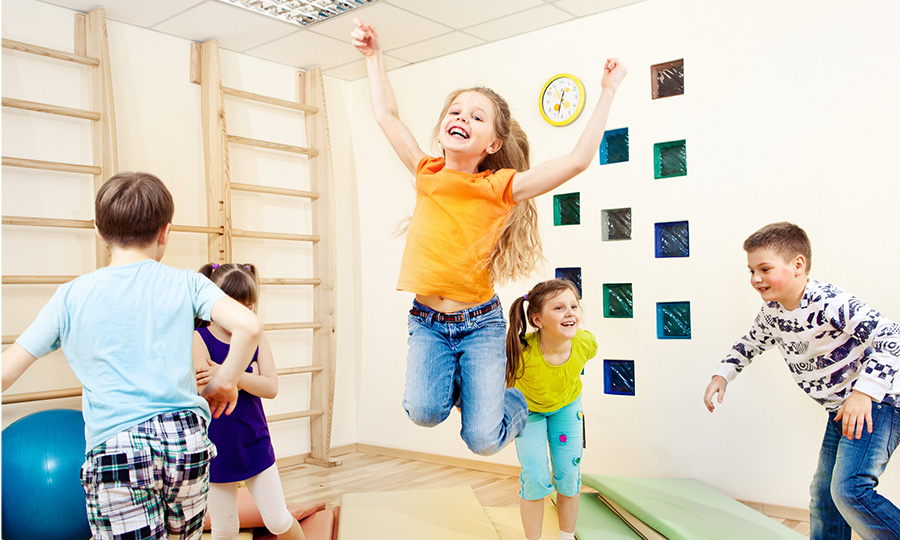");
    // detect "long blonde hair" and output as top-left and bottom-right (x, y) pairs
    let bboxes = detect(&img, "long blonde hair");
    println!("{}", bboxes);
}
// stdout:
(432, 87), (543, 284)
